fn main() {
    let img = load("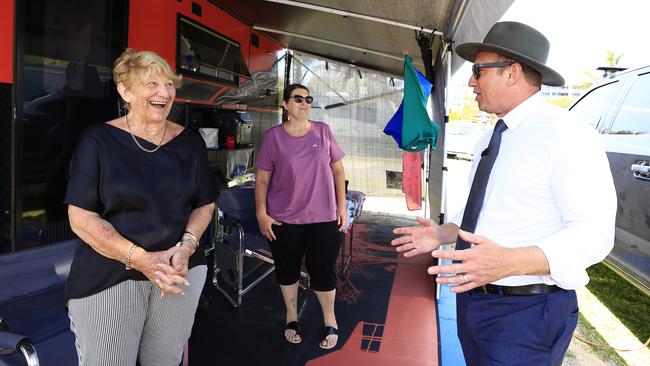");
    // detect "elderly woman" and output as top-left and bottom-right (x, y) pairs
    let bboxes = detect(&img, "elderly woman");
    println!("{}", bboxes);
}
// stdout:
(255, 83), (347, 349)
(64, 48), (215, 365)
